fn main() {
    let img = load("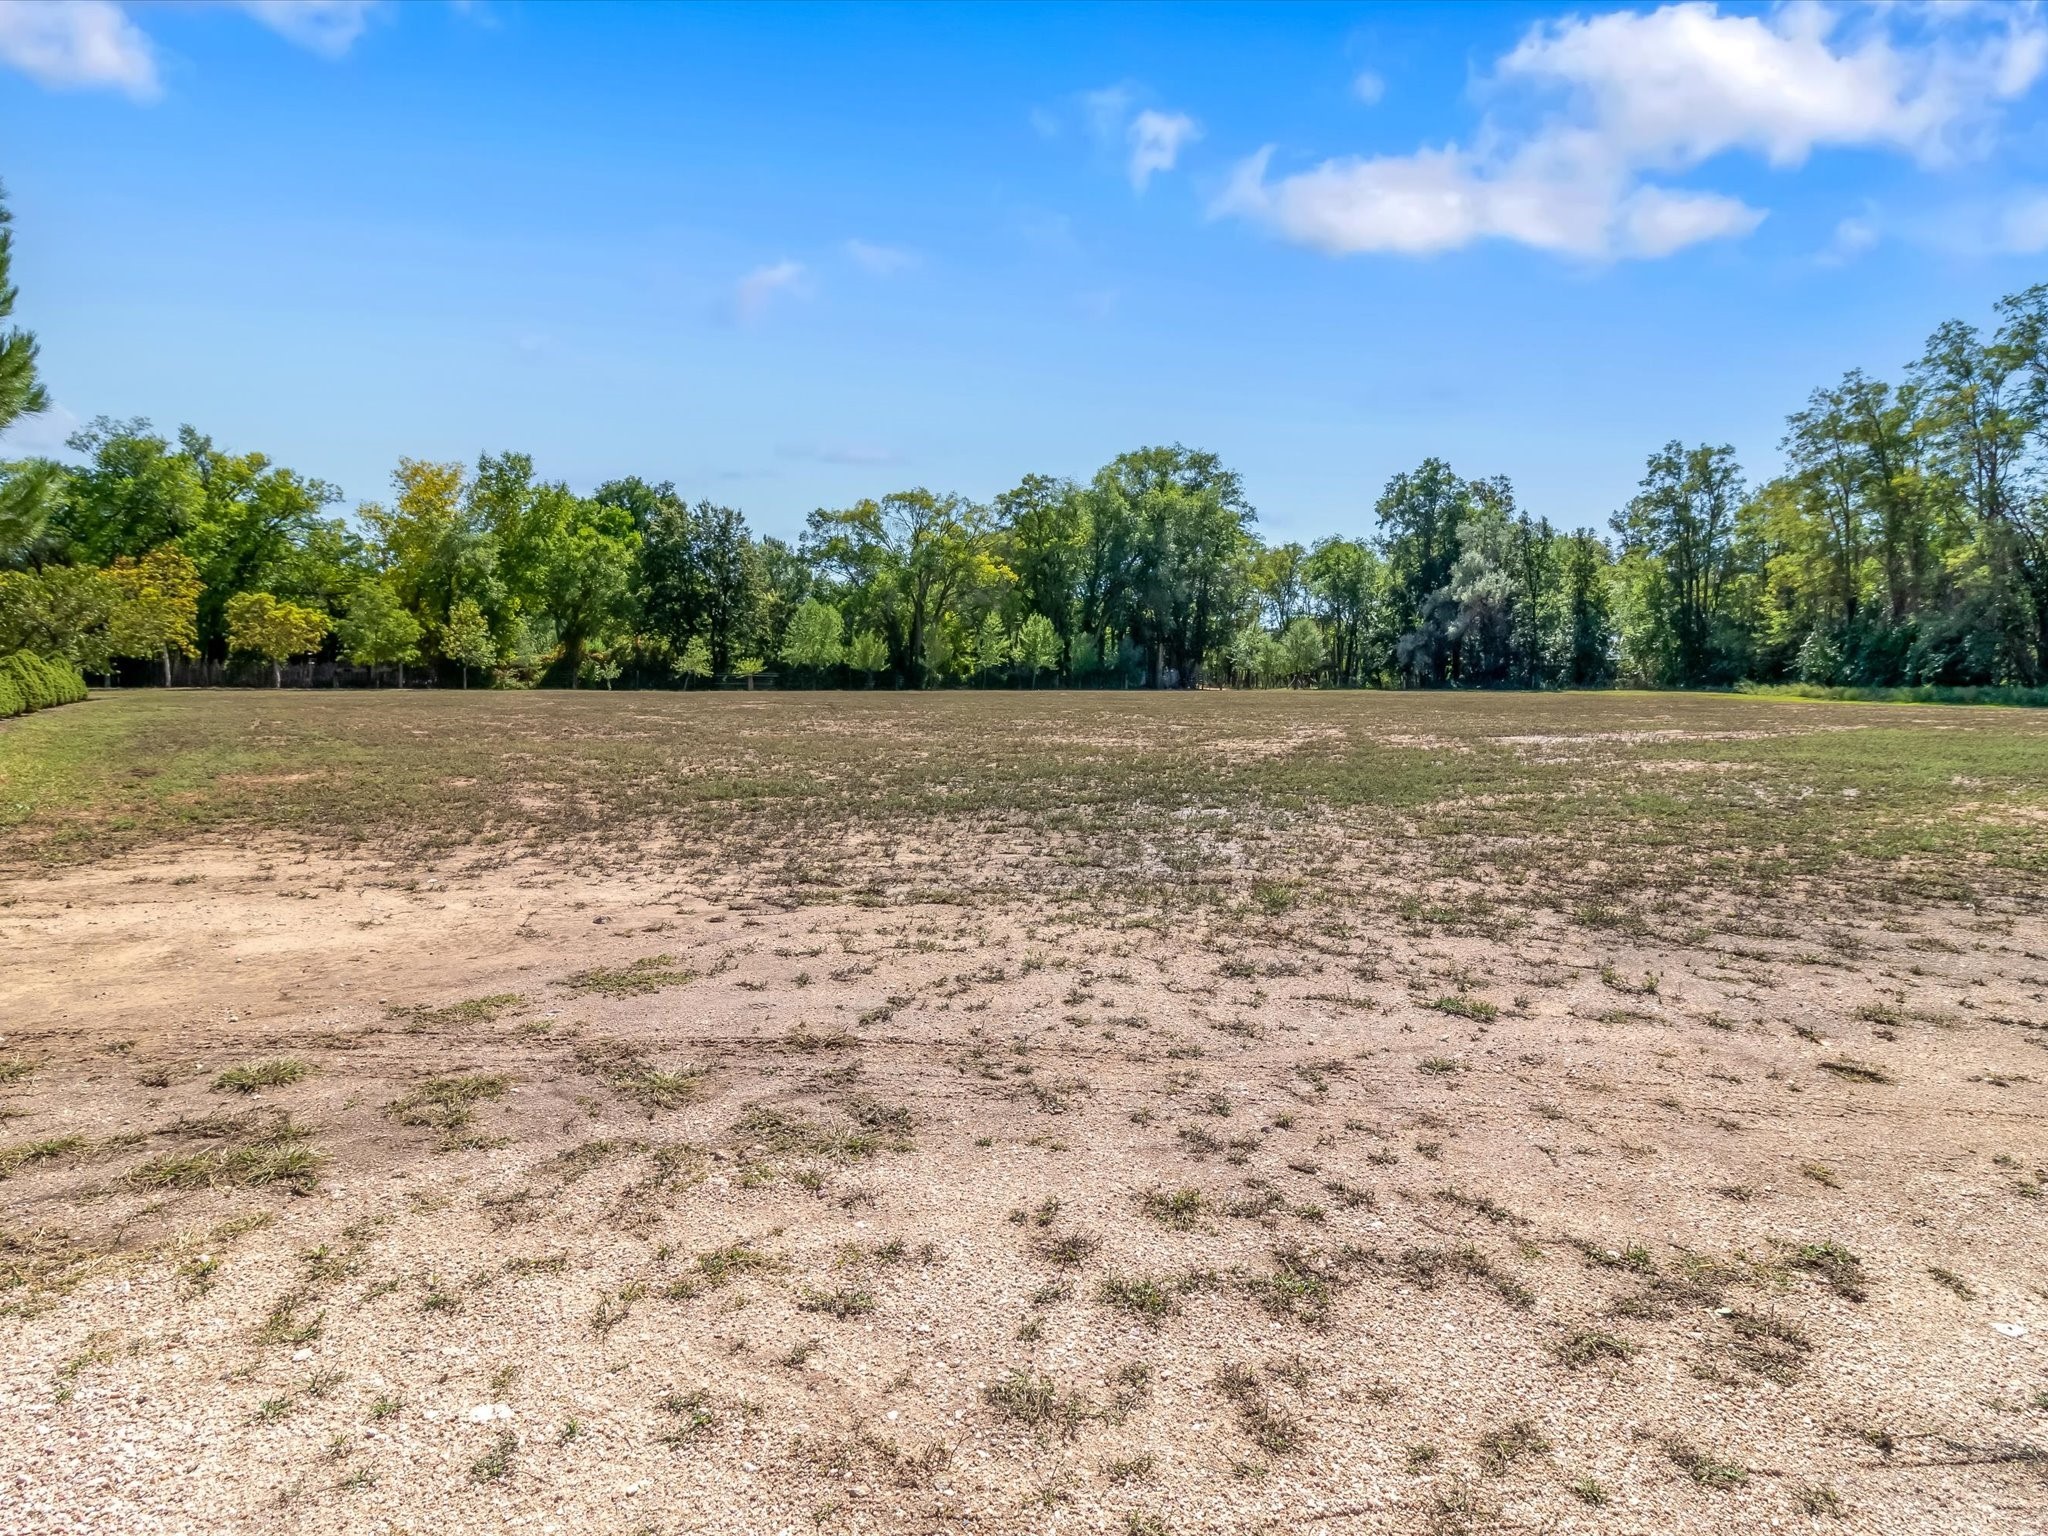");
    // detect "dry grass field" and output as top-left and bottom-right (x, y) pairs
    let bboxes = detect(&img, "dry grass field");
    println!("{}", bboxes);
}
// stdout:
(1, 688), (2044, 1536)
